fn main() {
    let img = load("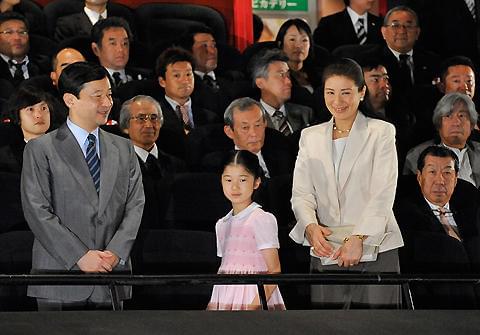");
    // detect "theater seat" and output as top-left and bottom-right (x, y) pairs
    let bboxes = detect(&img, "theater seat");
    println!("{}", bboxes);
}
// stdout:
(163, 173), (230, 231)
